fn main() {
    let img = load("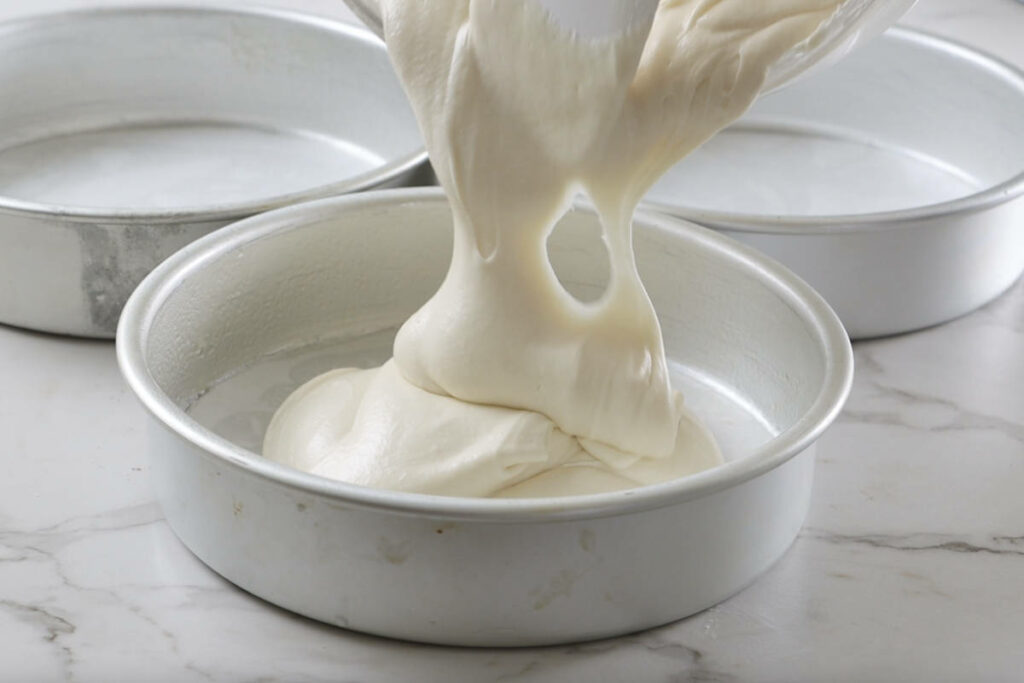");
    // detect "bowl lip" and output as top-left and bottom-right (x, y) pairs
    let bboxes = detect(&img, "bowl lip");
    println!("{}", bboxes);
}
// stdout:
(0, 3), (428, 225)
(640, 26), (1024, 235)
(117, 187), (854, 523)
